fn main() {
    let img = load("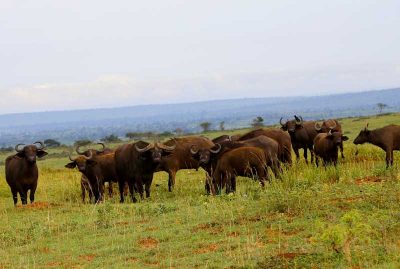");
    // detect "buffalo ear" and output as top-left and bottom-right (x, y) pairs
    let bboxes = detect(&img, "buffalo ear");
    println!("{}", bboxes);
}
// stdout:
(37, 150), (48, 158)
(342, 136), (349, 141)
(65, 162), (76, 169)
